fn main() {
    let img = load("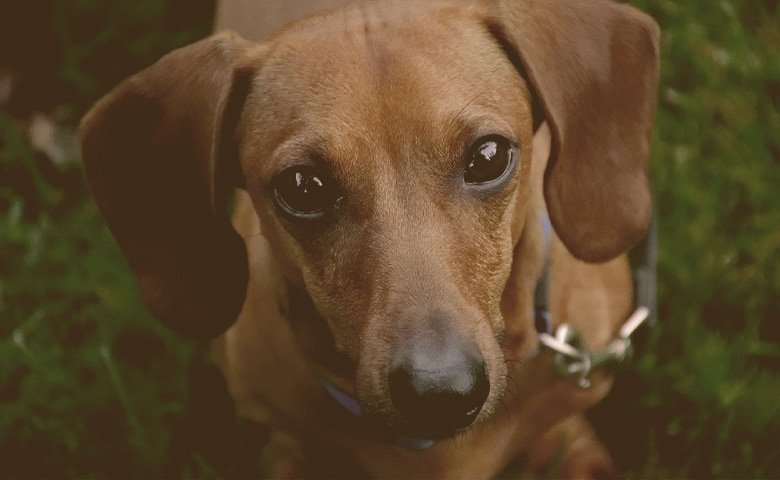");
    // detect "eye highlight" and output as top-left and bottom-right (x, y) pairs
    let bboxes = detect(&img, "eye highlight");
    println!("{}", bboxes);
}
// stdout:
(272, 165), (340, 219)
(463, 135), (516, 186)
